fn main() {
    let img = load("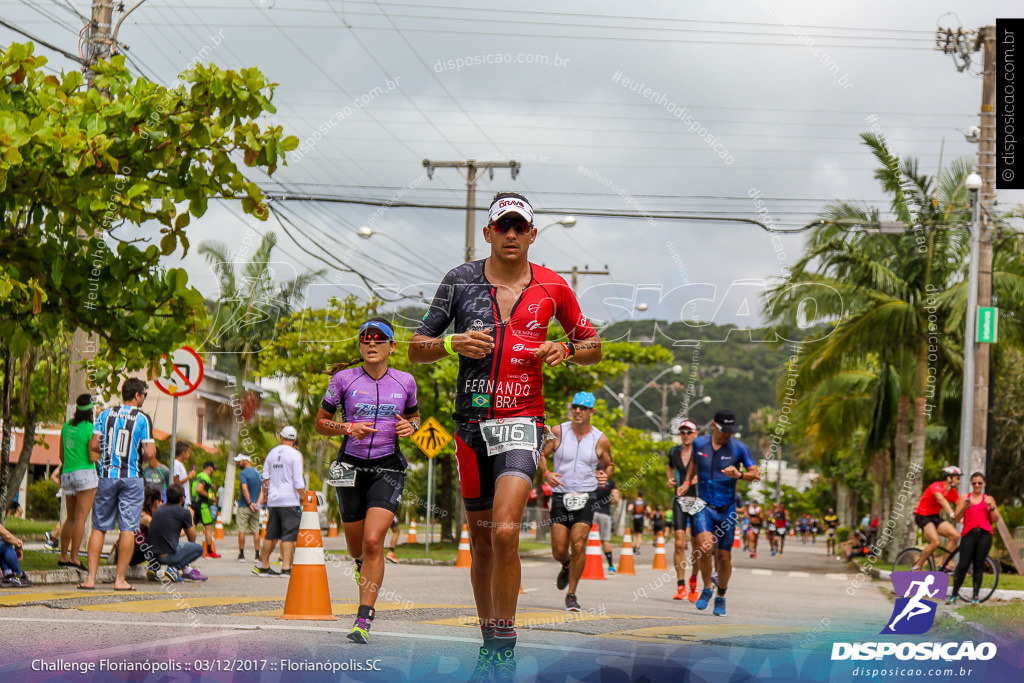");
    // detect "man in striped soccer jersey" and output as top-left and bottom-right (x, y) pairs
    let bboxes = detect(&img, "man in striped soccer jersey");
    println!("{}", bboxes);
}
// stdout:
(78, 378), (155, 591)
